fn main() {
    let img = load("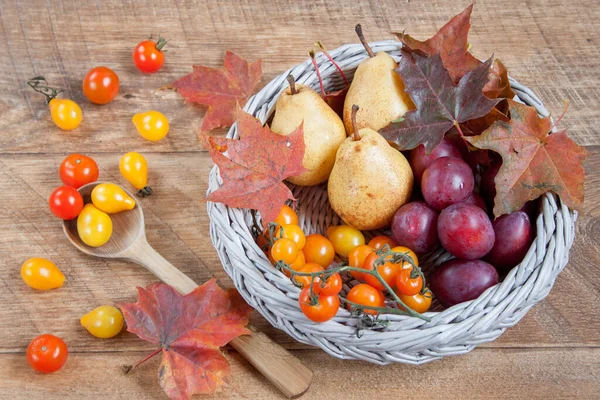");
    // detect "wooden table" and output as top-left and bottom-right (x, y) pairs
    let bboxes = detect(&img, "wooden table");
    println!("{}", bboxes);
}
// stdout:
(1, 0), (599, 398)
